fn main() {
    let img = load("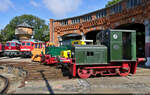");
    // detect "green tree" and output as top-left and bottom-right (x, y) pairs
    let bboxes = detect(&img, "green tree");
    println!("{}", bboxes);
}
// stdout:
(1, 14), (49, 42)
(34, 25), (49, 41)
(0, 34), (3, 42)
(105, 0), (121, 7)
